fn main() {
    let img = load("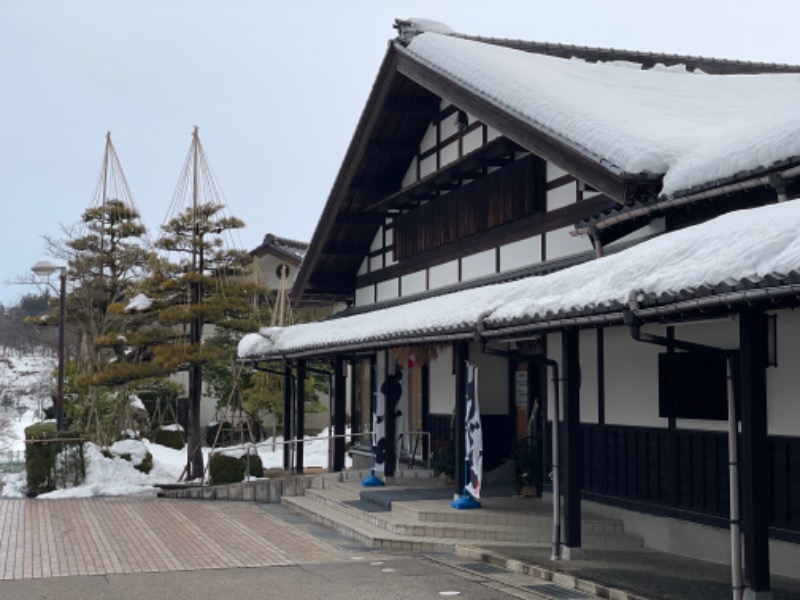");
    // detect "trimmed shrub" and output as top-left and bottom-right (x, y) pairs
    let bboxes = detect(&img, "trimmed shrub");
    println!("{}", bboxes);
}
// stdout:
(153, 427), (185, 450)
(24, 423), (86, 496)
(112, 449), (154, 474)
(241, 452), (263, 478)
(134, 451), (154, 474)
(209, 452), (245, 485)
